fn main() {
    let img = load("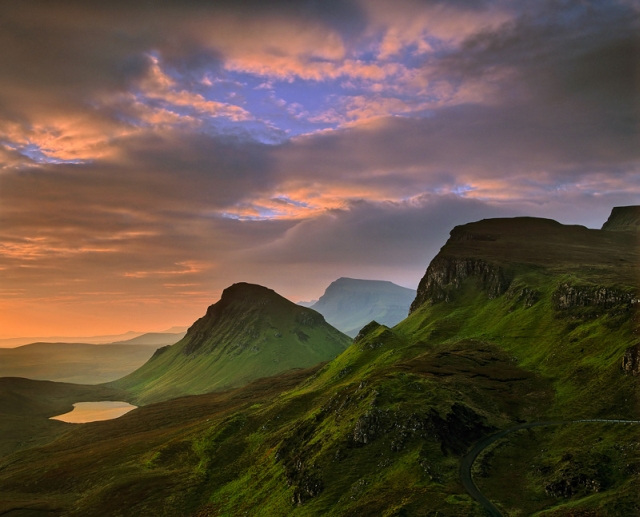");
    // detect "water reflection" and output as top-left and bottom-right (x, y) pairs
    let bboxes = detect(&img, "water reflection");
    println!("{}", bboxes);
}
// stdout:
(50, 401), (137, 423)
